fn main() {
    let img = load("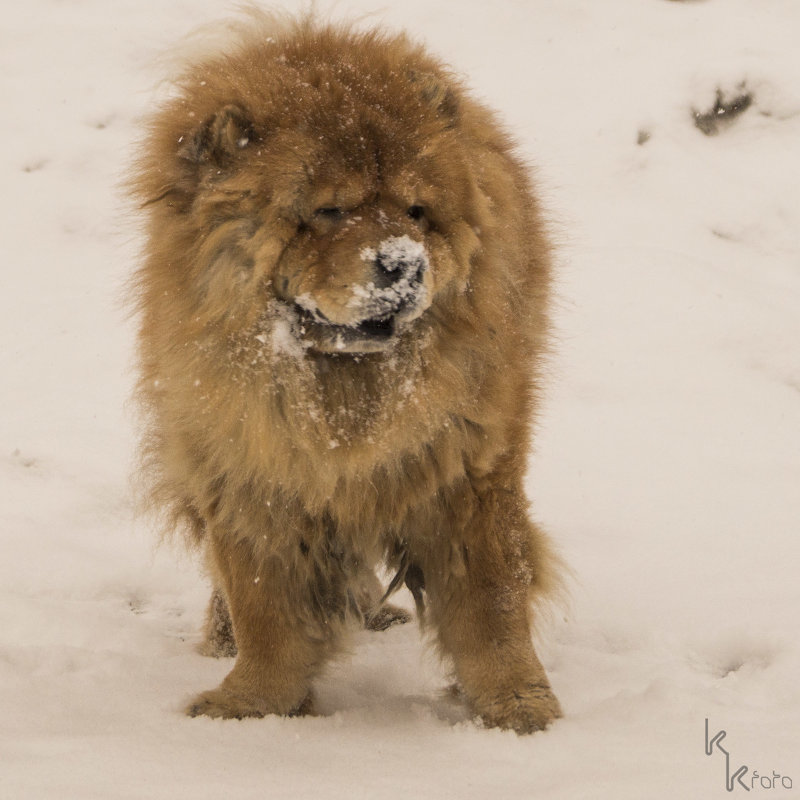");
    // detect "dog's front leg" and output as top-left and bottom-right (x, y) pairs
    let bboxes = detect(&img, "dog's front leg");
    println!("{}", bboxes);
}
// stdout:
(418, 483), (561, 734)
(187, 529), (328, 719)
